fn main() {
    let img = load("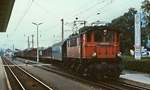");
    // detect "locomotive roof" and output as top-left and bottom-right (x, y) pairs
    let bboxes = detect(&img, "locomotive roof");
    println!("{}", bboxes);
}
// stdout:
(79, 26), (119, 33)
(67, 25), (119, 39)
